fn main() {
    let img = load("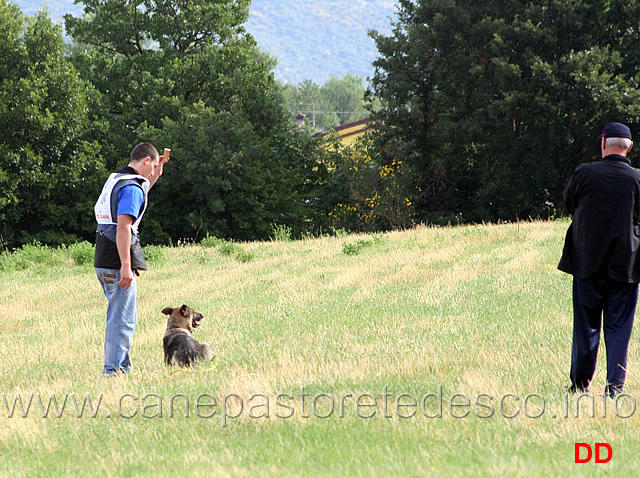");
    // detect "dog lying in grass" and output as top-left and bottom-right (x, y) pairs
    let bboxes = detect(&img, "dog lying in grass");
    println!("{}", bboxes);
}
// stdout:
(162, 305), (214, 366)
